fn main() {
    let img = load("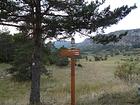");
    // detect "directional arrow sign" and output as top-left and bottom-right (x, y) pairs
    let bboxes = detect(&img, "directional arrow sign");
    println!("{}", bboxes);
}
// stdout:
(59, 49), (80, 57)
